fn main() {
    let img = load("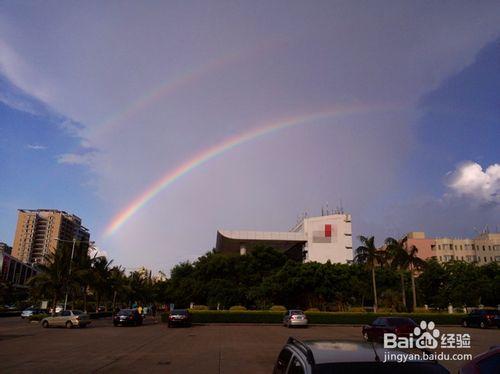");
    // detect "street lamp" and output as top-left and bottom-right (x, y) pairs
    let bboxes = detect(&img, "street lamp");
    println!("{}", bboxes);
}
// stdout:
(54, 238), (95, 310)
